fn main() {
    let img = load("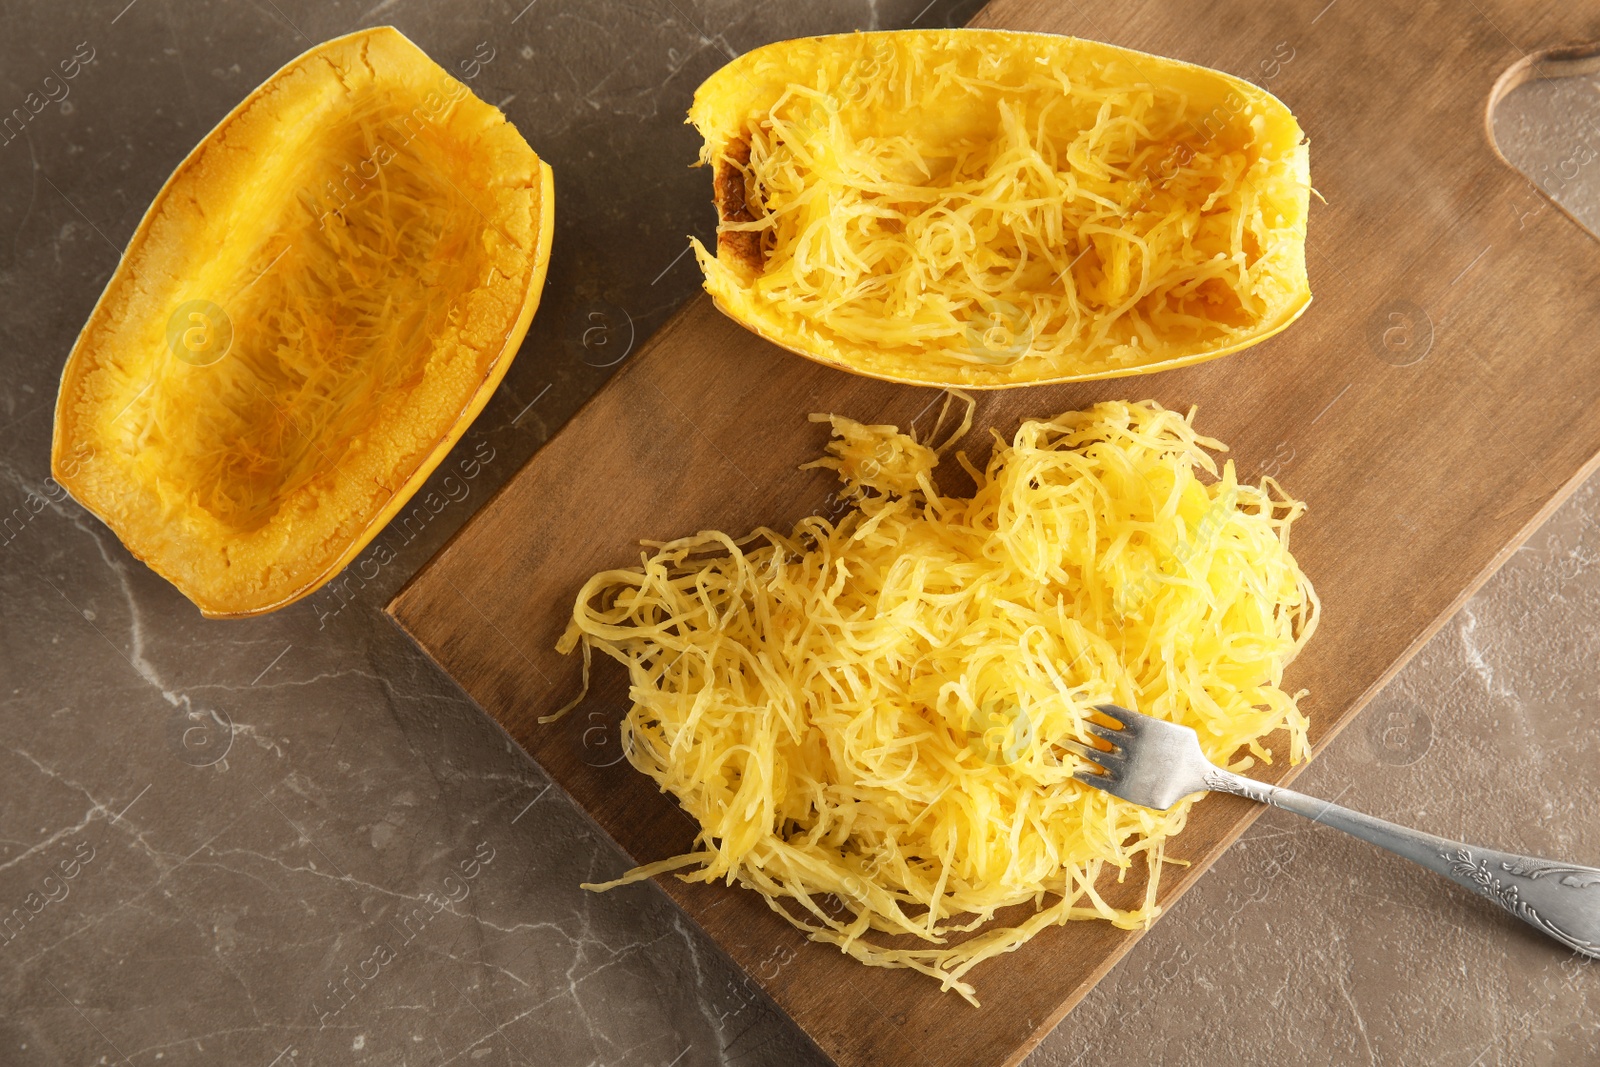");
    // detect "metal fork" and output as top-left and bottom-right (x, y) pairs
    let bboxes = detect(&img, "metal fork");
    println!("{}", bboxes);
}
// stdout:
(1067, 704), (1600, 957)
